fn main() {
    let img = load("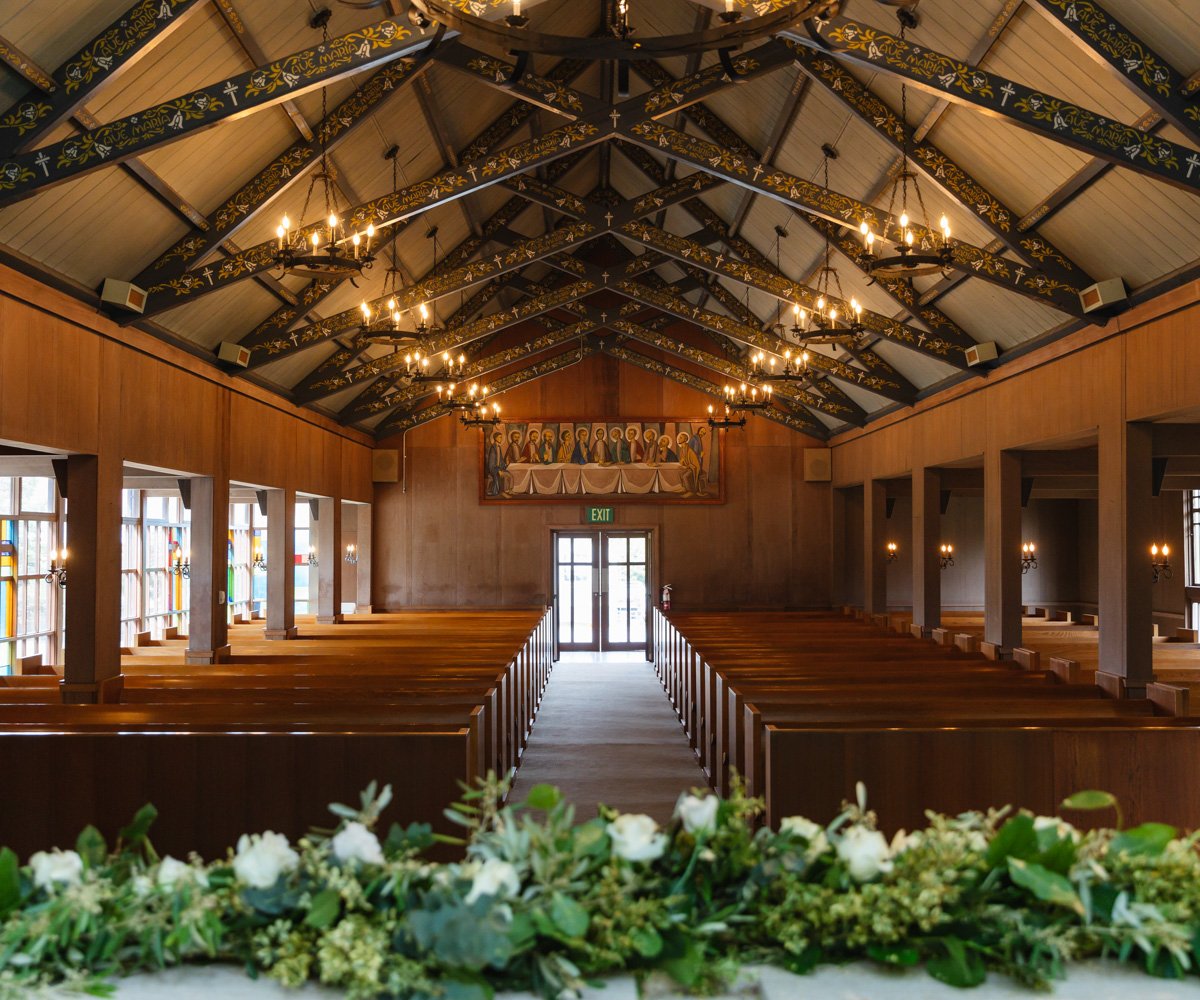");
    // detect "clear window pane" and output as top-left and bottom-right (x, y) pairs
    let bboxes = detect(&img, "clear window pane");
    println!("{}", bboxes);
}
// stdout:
(573, 537), (592, 563)
(0, 479), (13, 517)
(19, 478), (53, 514)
